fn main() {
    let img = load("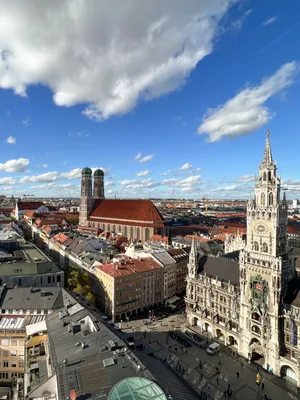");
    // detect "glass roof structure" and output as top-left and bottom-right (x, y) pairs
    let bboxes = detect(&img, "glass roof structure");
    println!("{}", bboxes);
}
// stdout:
(108, 377), (168, 400)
